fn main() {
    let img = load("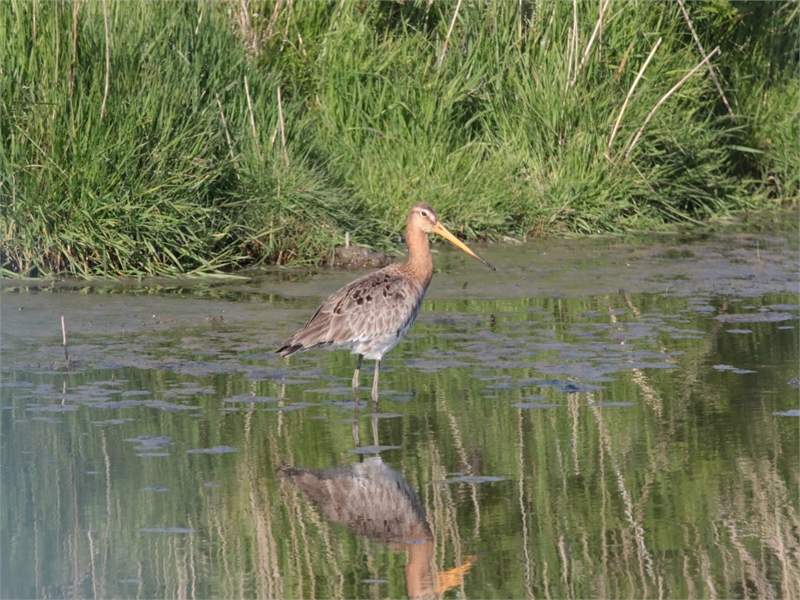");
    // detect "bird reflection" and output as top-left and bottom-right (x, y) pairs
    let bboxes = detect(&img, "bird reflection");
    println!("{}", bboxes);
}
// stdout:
(278, 413), (474, 599)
